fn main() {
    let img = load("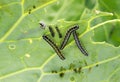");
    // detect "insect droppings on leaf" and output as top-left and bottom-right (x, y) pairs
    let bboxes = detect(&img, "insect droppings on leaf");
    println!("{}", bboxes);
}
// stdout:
(51, 70), (57, 73)
(96, 64), (99, 67)
(28, 9), (31, 14)
(60, 66), (66, 71)
(69, 63), (75, 70)
(78, 67), (82, 73)
(33, 5), (36, 9)
(73, 68), (77, 73)
(59, 72), (64, 78)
